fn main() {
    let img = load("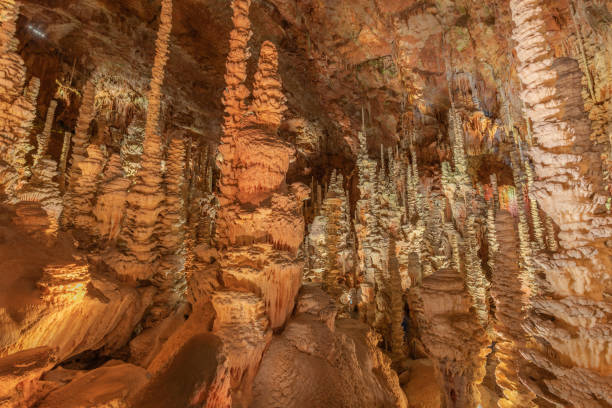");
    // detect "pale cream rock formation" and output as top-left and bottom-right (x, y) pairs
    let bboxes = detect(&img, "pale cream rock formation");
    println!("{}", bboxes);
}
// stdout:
(511, 0), (612, 405)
